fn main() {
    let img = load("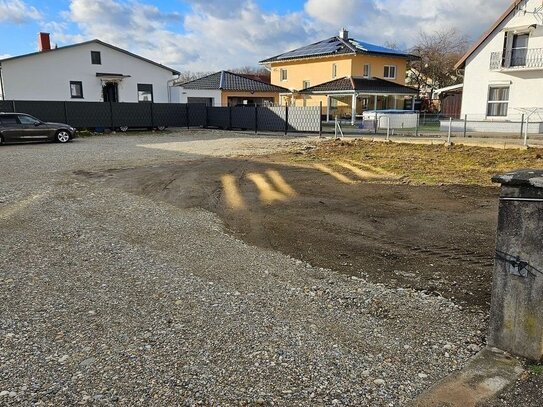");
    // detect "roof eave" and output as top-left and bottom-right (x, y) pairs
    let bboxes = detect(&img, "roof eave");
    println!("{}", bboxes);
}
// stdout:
(456, 0), (522, 69)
